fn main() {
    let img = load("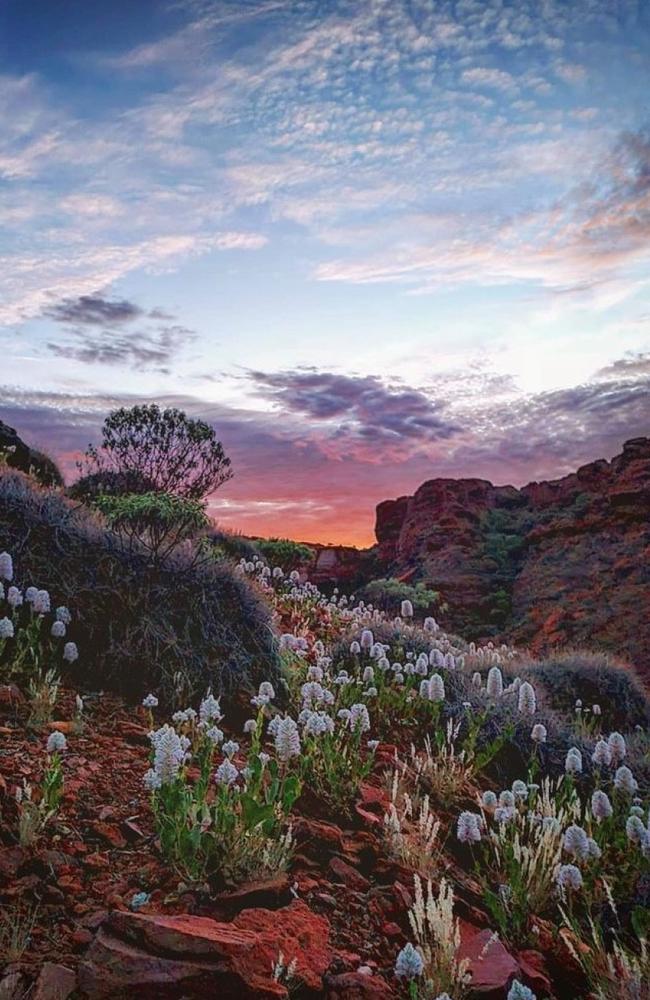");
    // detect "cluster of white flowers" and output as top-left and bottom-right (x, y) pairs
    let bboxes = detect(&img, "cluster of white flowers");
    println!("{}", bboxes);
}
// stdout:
(457, 810), (483, 843)
(144, 724), (190, 789)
